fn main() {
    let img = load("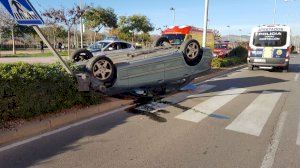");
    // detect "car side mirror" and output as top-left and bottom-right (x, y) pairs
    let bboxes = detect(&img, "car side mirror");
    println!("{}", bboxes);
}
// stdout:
(108, 47), (114, 51)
